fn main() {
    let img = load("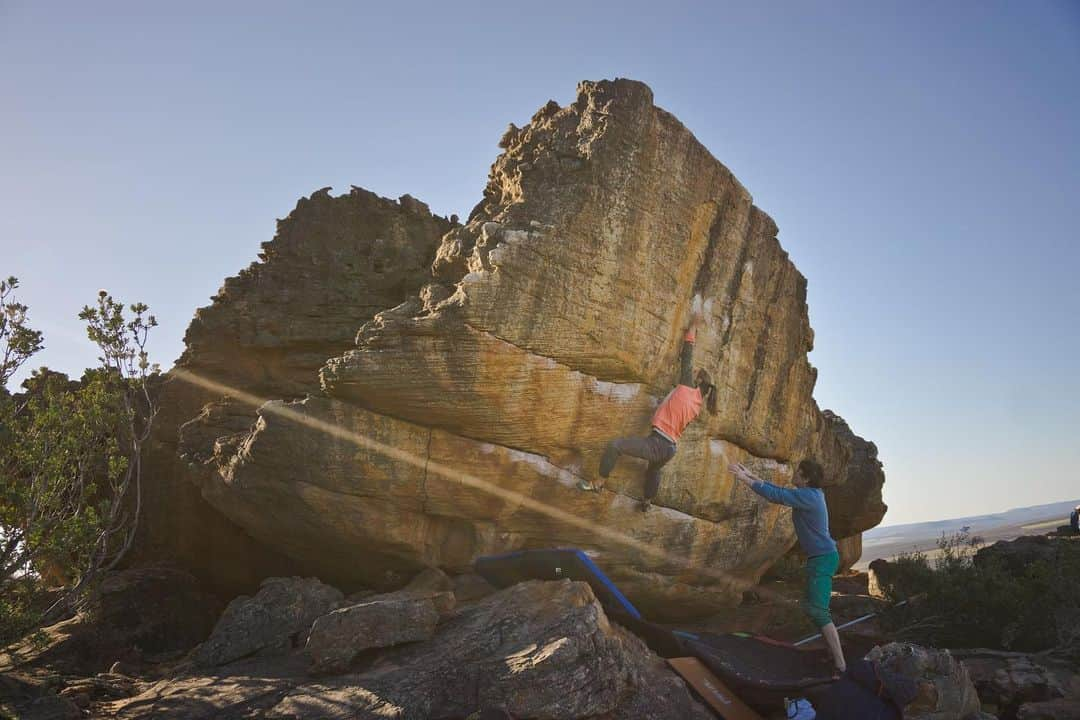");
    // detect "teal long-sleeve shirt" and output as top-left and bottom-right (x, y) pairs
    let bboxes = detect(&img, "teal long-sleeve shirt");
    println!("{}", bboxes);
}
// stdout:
(750, 481), (837, 557)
